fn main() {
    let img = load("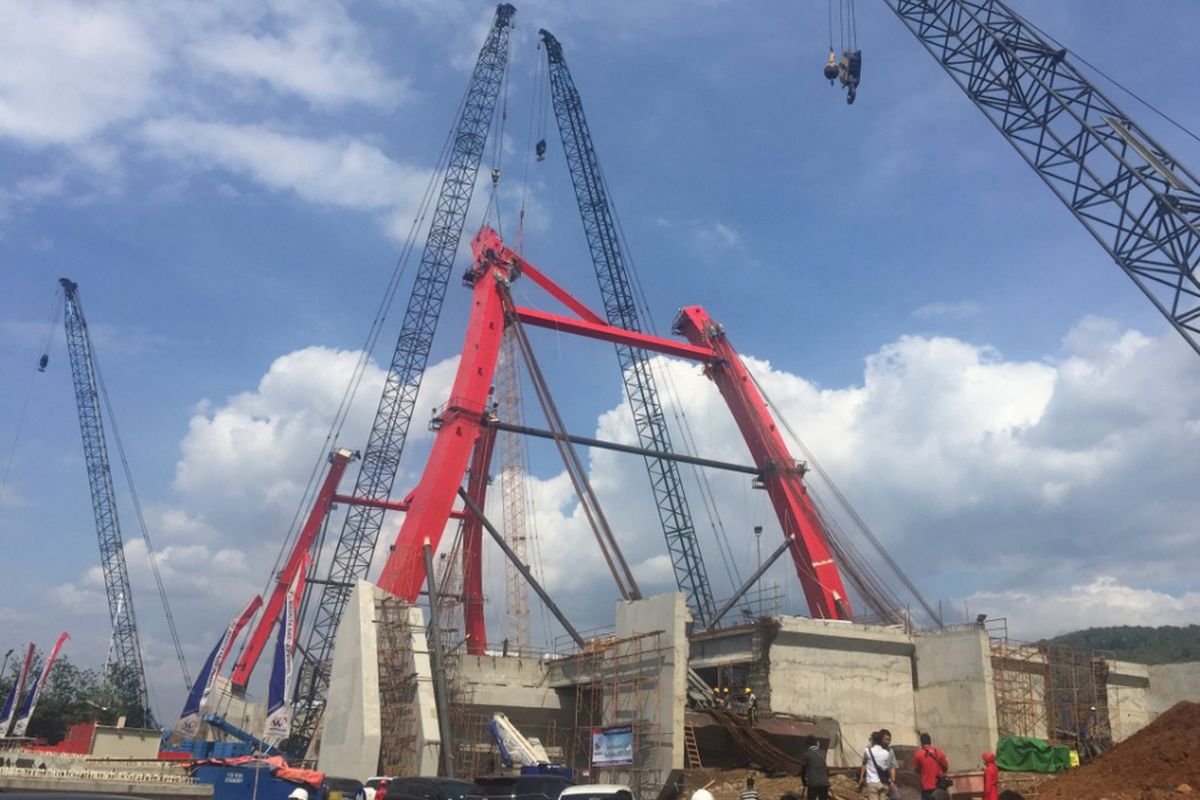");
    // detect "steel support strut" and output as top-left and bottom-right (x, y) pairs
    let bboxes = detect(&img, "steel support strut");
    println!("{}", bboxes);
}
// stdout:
(462, 427), (497, 655)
